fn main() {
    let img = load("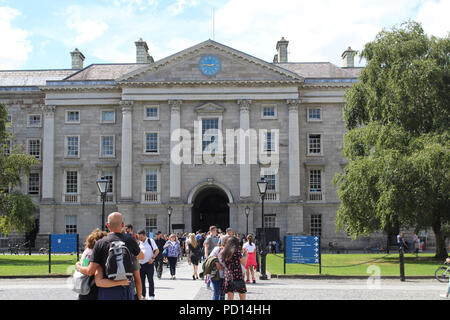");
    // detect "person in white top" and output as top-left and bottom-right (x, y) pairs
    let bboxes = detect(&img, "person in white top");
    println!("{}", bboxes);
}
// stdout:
(243, 234), (257, 284)
(137, 230), (159, 300)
